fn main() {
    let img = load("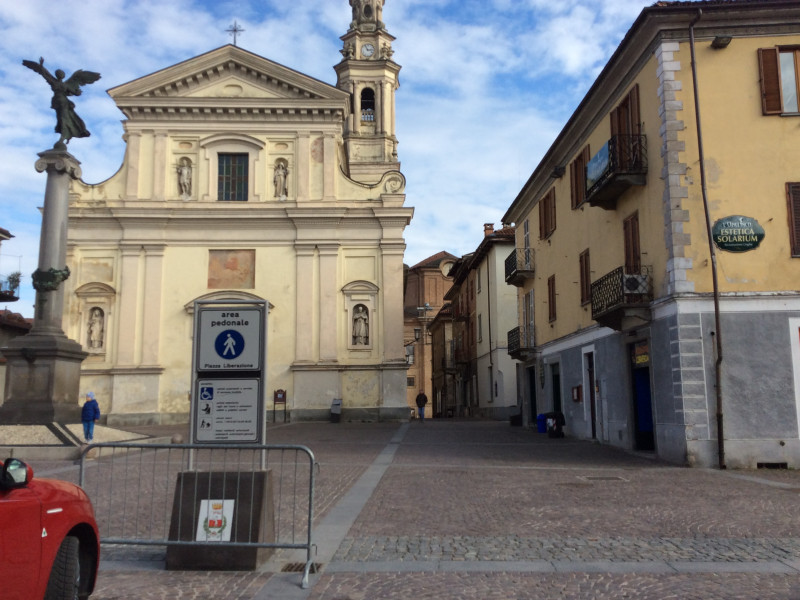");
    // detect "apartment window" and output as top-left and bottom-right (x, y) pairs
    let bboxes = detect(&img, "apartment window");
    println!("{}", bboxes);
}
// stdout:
(218, 153), (248, 201)
(787, 183), (800, 256)
(579, 249), (591, 305)
(478, 314), (483, 342)
(523, 290), (534, 346)
(539, 188), (556, 239)
(547, 275), (556, 322)
(759, 47), (800, 114)
(623, 212), (641, 274)
(611, 84), (641, 137)
(570, 145), (591, 209)
(407, 376), (415, 388)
